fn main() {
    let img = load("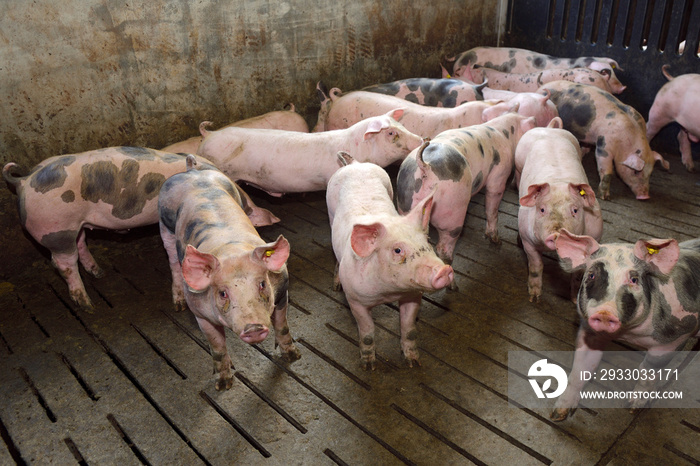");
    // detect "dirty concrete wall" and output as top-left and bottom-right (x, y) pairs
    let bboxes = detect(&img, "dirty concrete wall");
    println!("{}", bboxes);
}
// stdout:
(0, 0), (500, 168)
